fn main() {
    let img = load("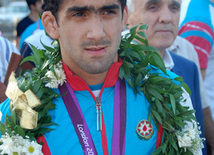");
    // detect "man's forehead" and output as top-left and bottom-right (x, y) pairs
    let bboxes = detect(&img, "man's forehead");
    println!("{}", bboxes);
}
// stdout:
(64, 0), (121, 7)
